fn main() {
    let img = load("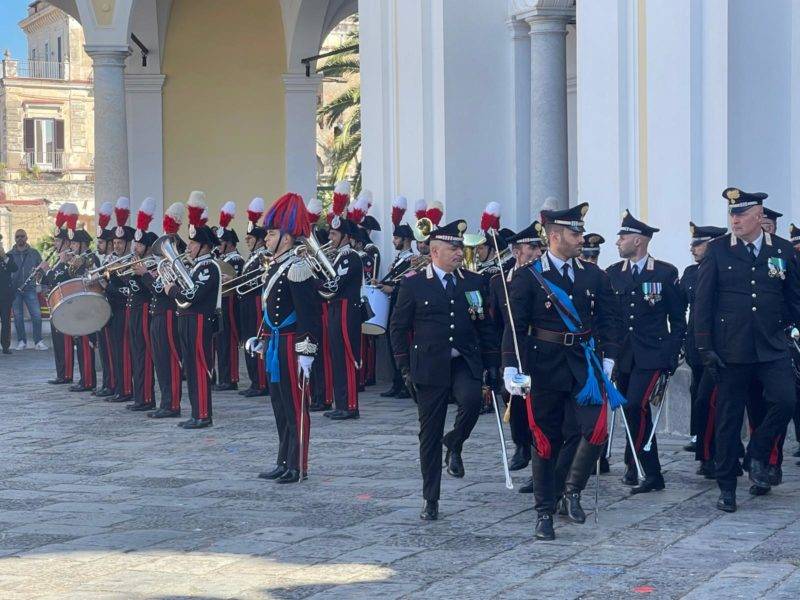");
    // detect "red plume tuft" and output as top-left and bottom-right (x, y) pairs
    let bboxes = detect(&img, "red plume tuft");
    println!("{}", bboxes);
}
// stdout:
(480, 201), (501, 233)
(414, 198), (427, 220)
(136, 197), (155, 232)
(114, 196), (130, 227)
(426, 201), (444, 226)
(219, 201), (236, 229)
(97, 201), (113, 229)
(332, 180), (350, 216)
